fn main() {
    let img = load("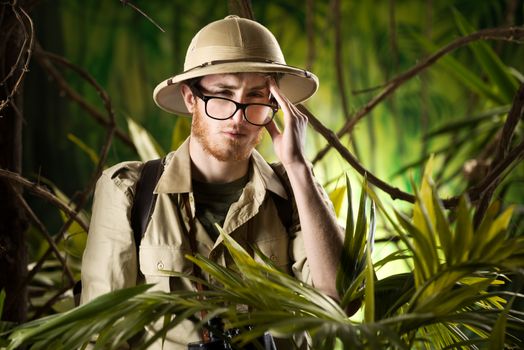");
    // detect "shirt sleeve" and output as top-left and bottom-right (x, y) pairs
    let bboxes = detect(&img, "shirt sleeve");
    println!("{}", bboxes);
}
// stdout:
(80, 161), (143, 305)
